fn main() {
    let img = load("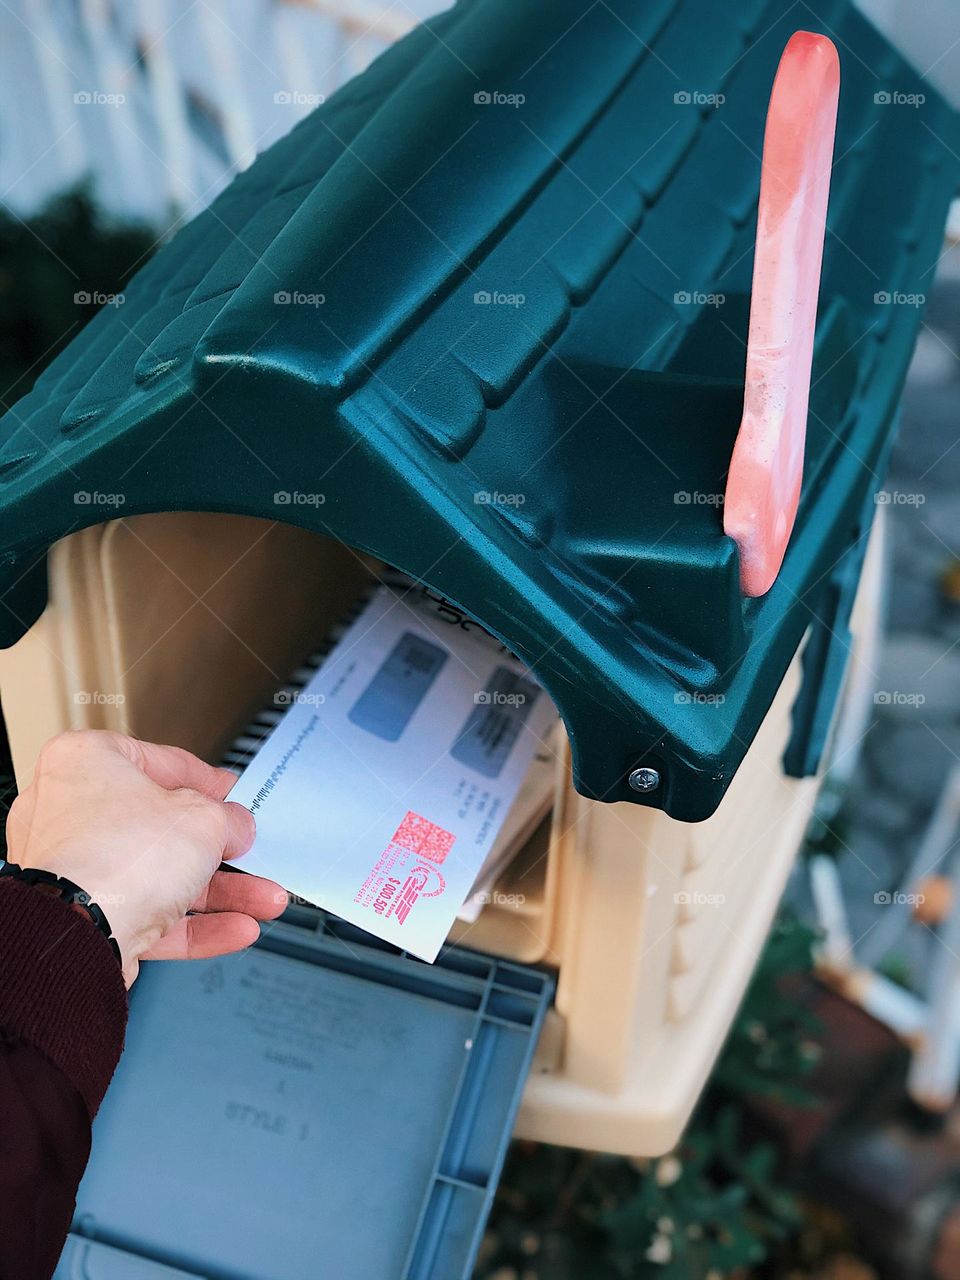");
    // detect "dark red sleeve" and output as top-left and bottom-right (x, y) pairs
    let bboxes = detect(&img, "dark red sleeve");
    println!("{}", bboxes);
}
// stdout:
(0, 878), (128, 1279)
